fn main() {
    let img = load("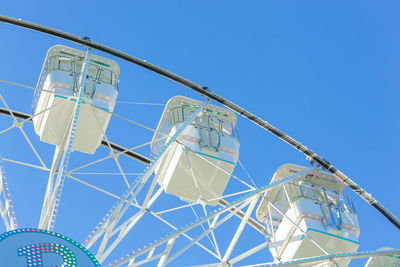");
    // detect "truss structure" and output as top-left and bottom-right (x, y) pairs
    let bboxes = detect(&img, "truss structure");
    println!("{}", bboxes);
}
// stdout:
(0, 157), (17, 231)
(0, 15), (399, 267)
